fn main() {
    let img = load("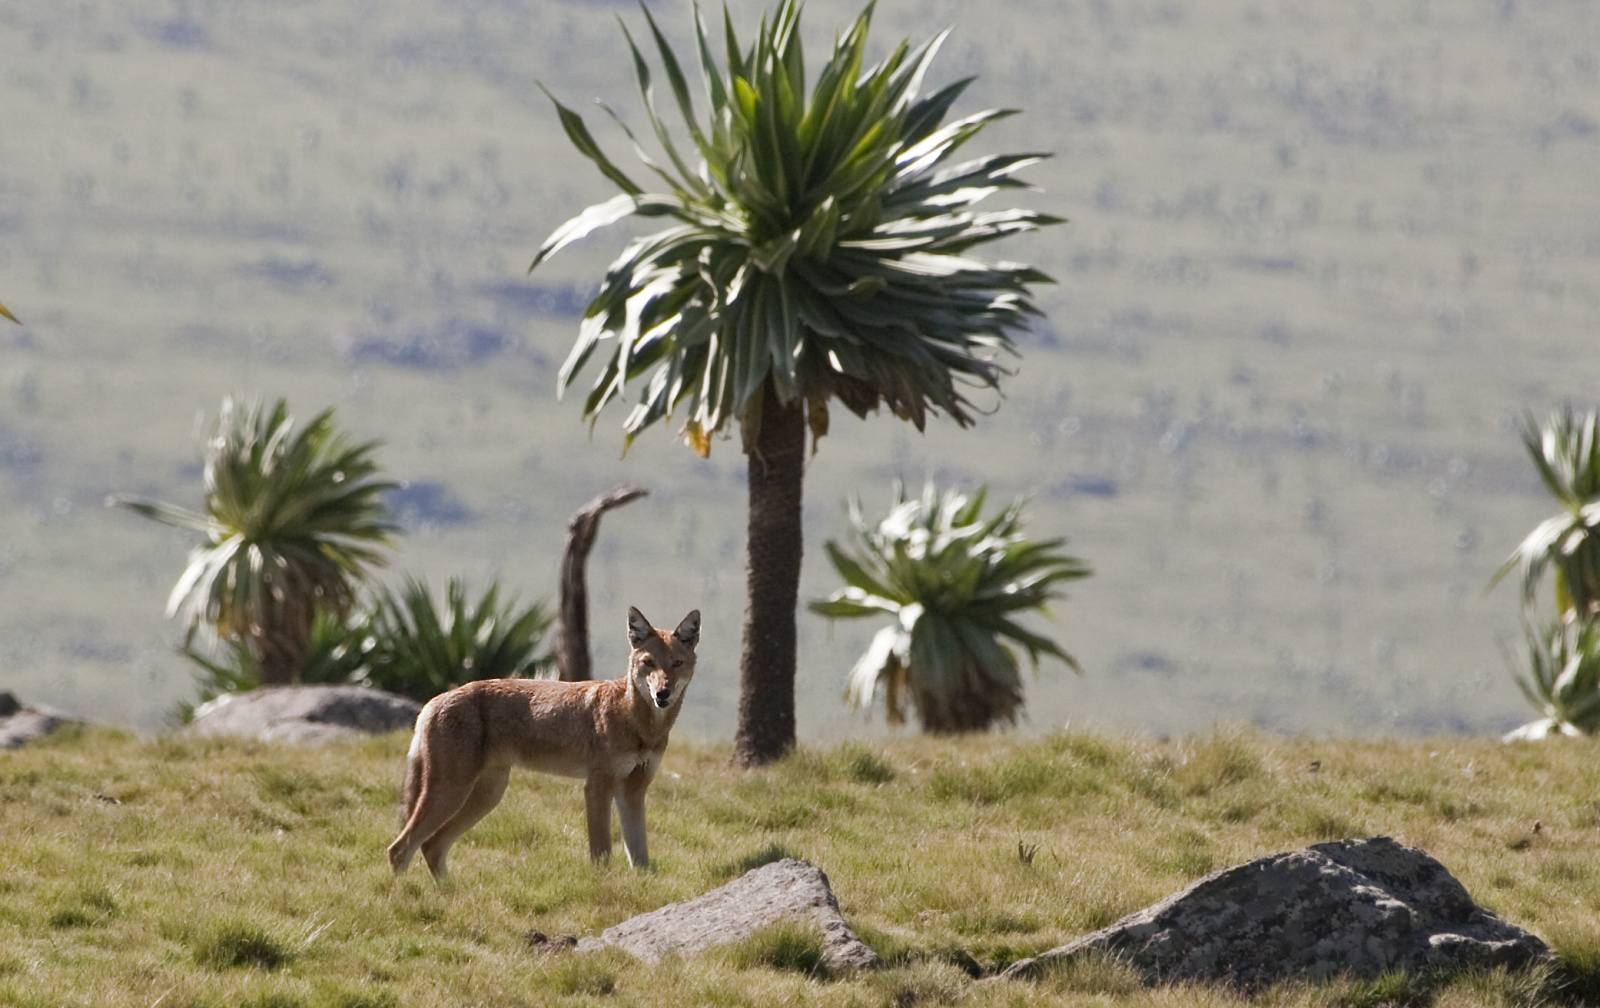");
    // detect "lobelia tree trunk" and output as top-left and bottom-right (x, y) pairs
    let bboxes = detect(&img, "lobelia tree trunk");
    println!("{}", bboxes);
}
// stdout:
(251, 602), (309, 687)
(555, 485), (648, 681)
(731, 382), (807, 767)
(253, 636), (300, 686)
